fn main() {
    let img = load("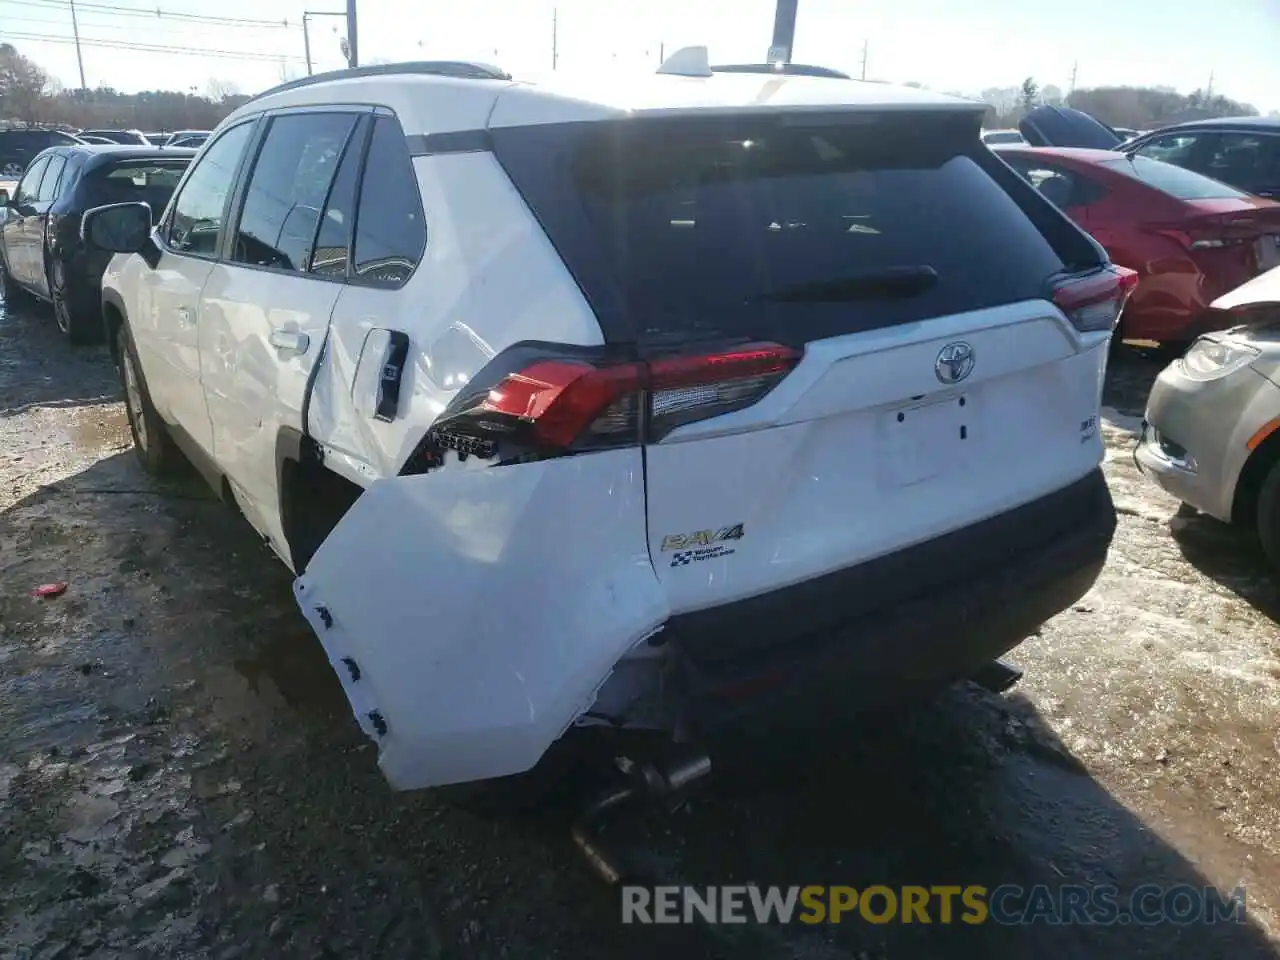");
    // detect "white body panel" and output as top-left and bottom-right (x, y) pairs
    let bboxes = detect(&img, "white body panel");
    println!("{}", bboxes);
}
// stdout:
(129, 251), (217, 455)
(307, 154), (603, 479)
(295, 450), (666, 789)
(645, 304), (1108, 612)
(199, 264), (342, 556)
